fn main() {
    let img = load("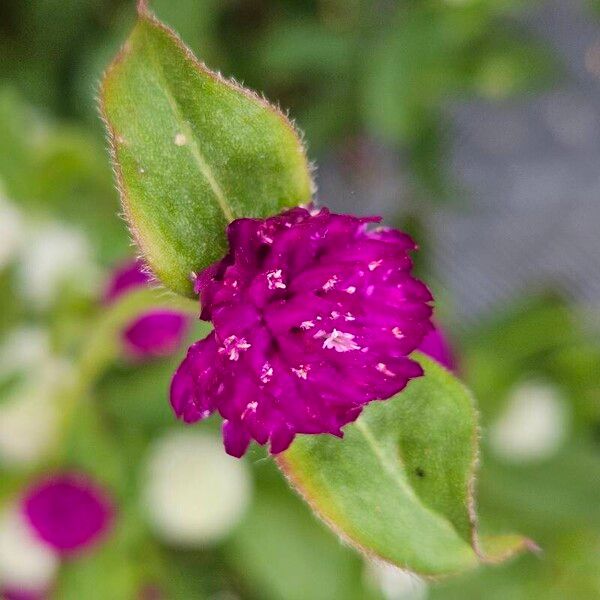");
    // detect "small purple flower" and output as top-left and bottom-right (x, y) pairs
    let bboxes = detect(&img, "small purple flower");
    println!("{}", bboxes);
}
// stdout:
(171, 207), (433, 457)
(1, 589), (46, 600)
(418, 326), (457, 372)
(104, 259), (151, 302)
(22, 473), (113, 555)
(105, 259), (189, 359)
